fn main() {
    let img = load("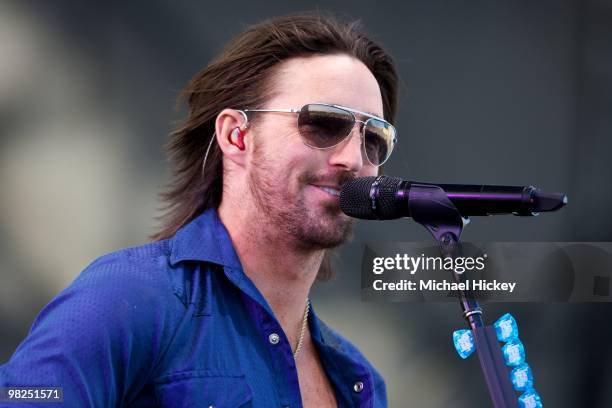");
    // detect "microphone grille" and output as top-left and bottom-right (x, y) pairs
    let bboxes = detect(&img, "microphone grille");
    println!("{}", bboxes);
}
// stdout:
(339, 177), (379, 219)
(340, 176), (404, 219)
(376, 176), (404, 218)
